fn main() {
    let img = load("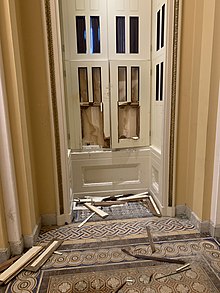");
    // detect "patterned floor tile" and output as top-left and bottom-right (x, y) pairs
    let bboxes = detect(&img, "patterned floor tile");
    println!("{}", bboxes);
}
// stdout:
(37, 217), (198, 245)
